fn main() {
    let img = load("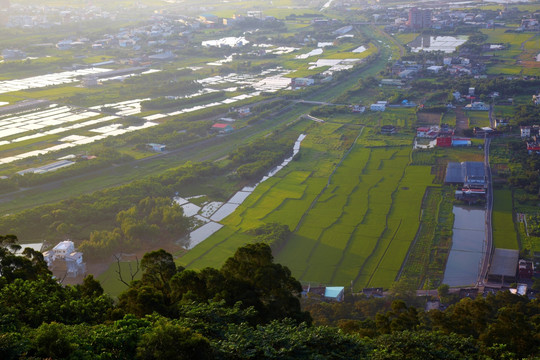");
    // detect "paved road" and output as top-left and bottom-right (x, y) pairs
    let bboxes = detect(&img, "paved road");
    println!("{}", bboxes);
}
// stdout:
(478, 104), (495, 286)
